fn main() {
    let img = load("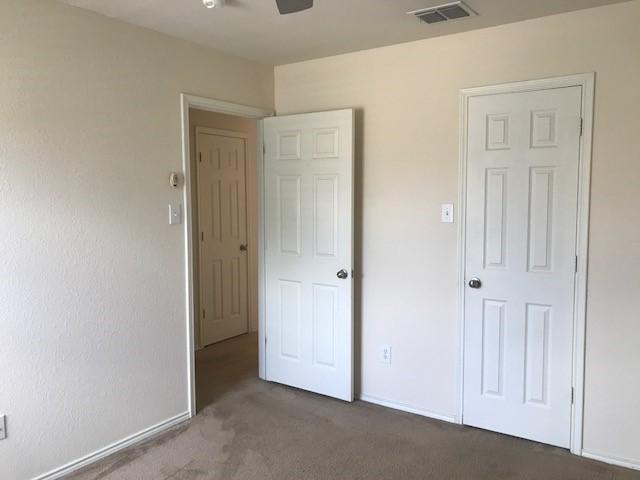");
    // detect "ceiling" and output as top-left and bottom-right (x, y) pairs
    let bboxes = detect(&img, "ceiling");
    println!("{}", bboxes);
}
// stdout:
(61, 0), (629, 65)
